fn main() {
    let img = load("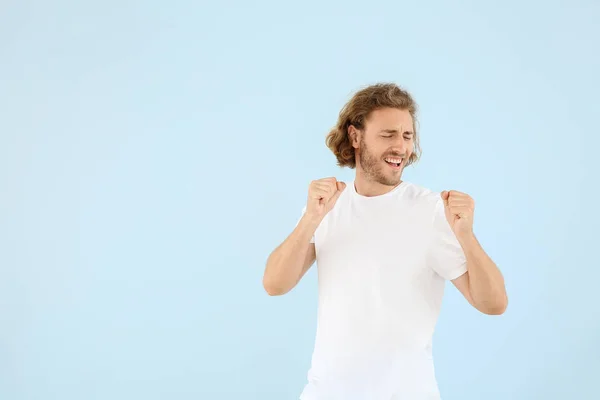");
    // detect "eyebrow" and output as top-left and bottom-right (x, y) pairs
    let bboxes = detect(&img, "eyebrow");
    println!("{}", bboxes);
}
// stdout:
(380, 129), (414, 135)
